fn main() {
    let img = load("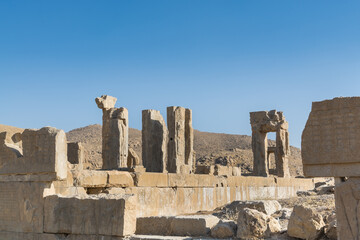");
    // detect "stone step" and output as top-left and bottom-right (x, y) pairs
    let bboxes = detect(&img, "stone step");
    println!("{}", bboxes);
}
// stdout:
(136, 215), (220, 237)
(131, 235), (215, 240)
